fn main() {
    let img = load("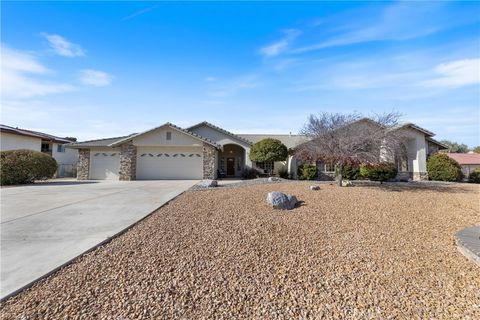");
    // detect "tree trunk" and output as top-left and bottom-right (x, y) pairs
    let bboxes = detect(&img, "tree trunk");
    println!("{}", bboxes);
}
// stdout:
(337, 162), (343, 187)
